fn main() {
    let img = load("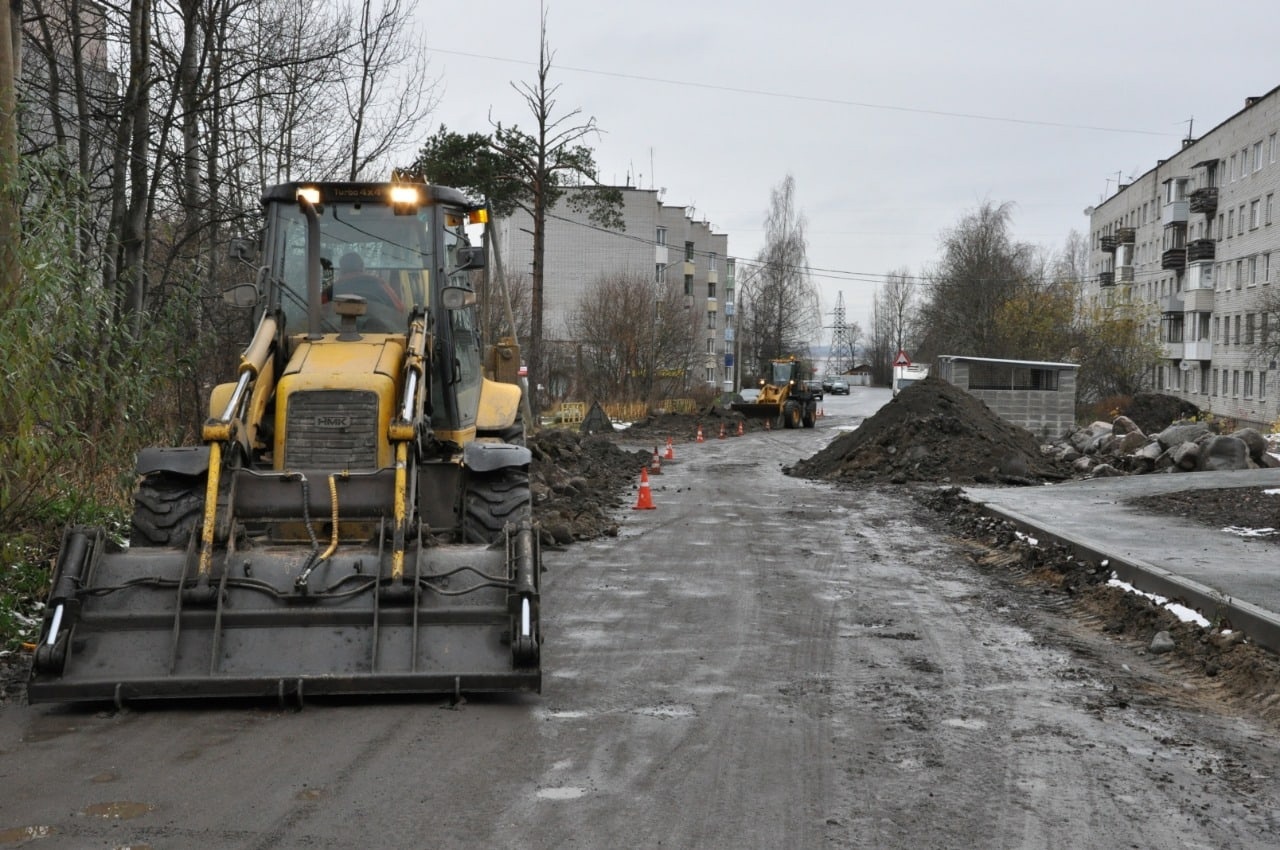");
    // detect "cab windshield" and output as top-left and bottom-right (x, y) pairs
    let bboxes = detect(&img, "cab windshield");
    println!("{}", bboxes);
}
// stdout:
(268, 201), (435, 333)
(770, 362), (796, 385)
